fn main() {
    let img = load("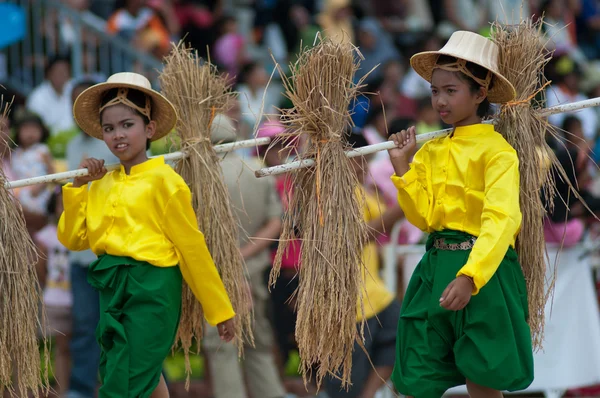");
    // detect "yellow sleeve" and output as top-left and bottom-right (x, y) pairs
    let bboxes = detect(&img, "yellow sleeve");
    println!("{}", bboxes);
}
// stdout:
(163, 187), (236, 326)
(390, 146), (431, 231)
(57, 183), (91, 251)
(457, 151), (521, 294)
